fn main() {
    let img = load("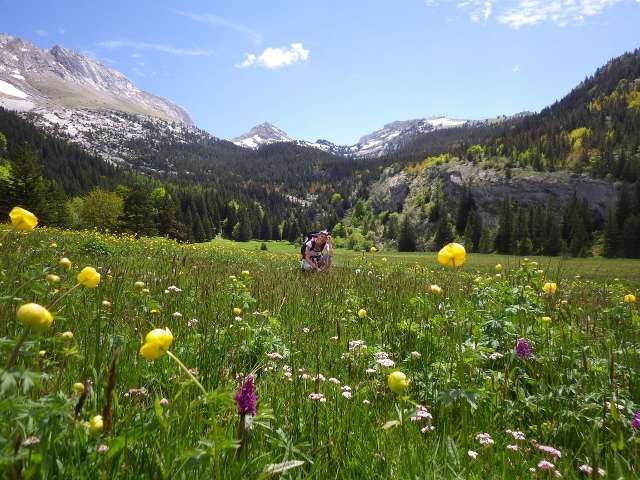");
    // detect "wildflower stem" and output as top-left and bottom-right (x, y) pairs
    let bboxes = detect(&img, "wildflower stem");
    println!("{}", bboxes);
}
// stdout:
(4, 328), (29, 370)
(46, 283), (80, 310)
(166, 350), (207, 396)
